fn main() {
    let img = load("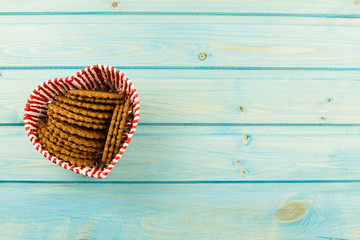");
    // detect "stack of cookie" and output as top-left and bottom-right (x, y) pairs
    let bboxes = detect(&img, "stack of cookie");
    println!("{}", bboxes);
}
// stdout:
(38, 89), (130, 167)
